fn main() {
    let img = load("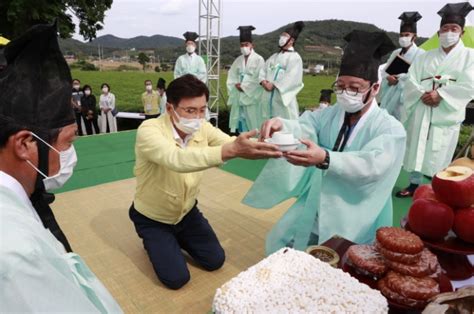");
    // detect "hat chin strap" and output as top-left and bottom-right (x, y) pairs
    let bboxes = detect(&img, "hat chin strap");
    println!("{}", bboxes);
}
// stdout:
(29, 133), (73, 252)
(279, 37), (293, 50)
